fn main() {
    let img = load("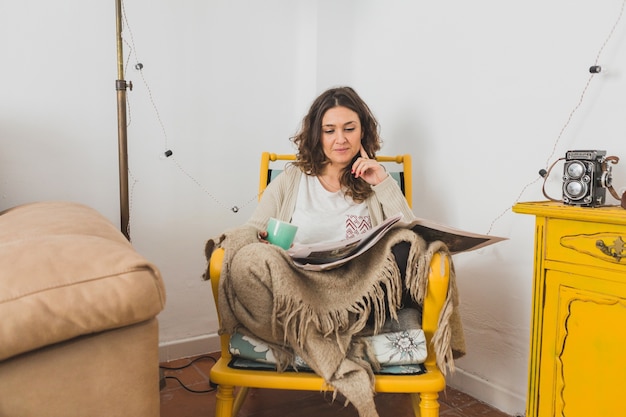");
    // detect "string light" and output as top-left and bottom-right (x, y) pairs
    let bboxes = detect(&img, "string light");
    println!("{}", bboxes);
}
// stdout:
(120, 0), (260, 215)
